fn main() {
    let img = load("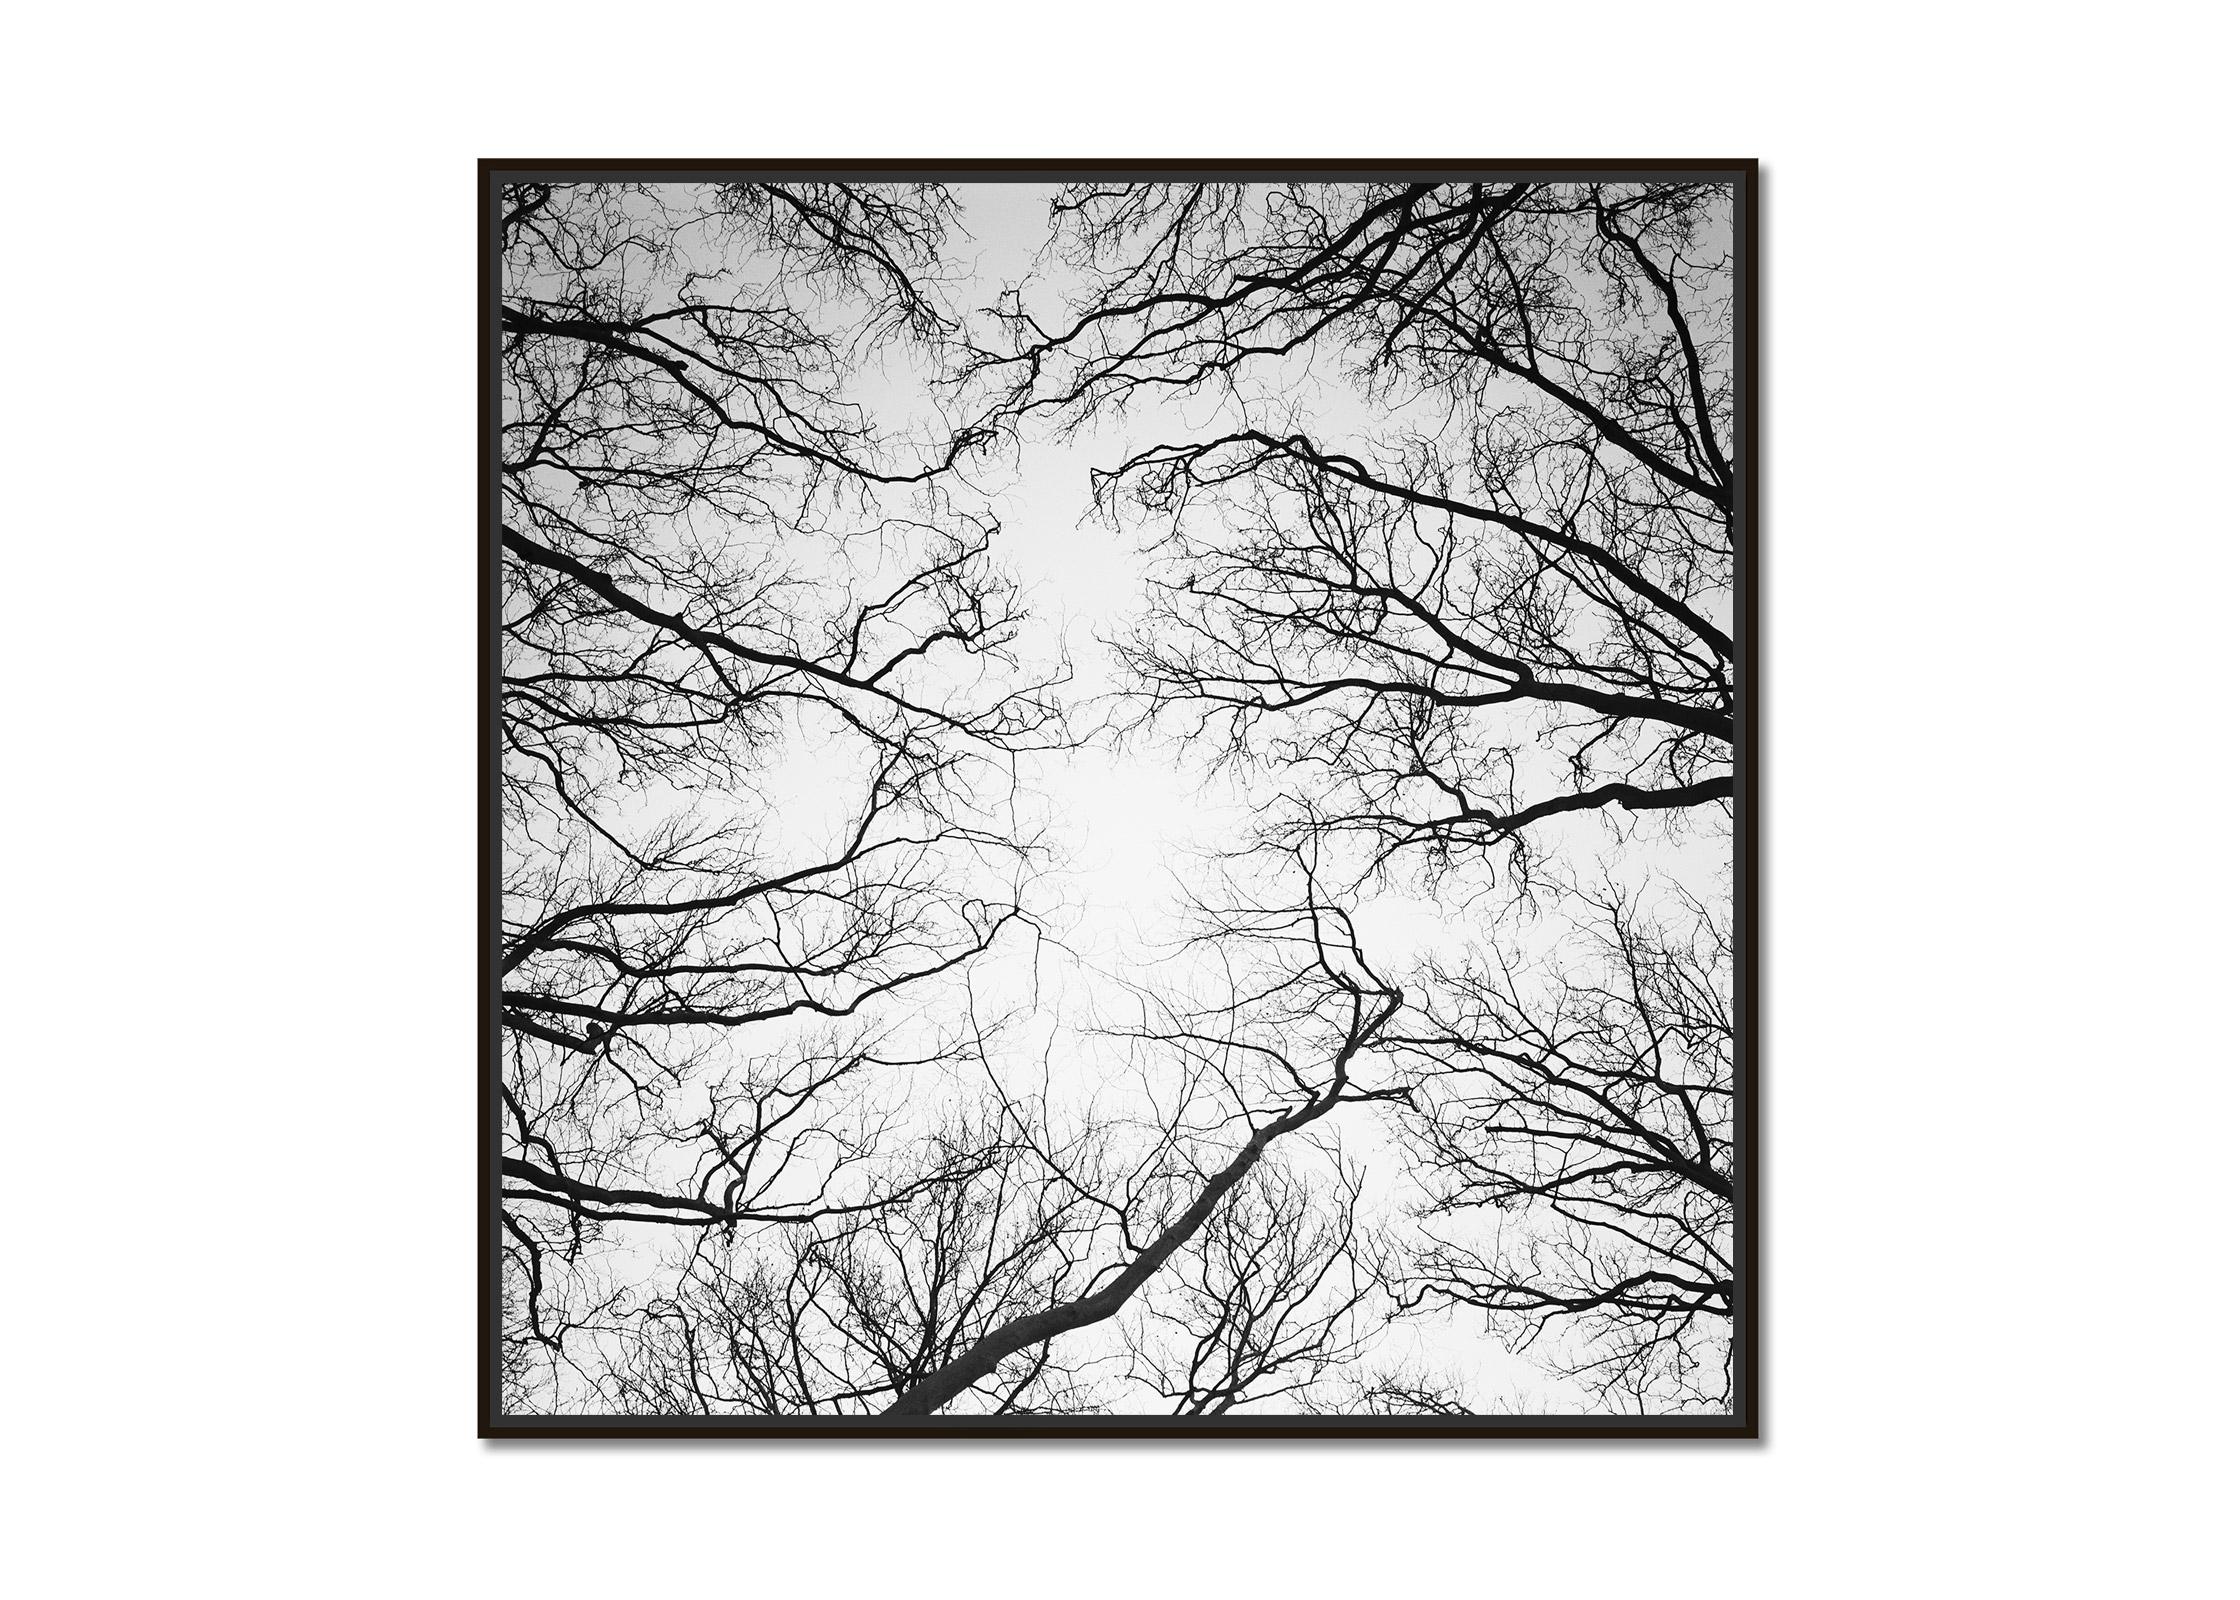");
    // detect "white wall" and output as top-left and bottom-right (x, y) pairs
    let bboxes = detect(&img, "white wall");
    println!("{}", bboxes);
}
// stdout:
(7, 3), (2232, 1594)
